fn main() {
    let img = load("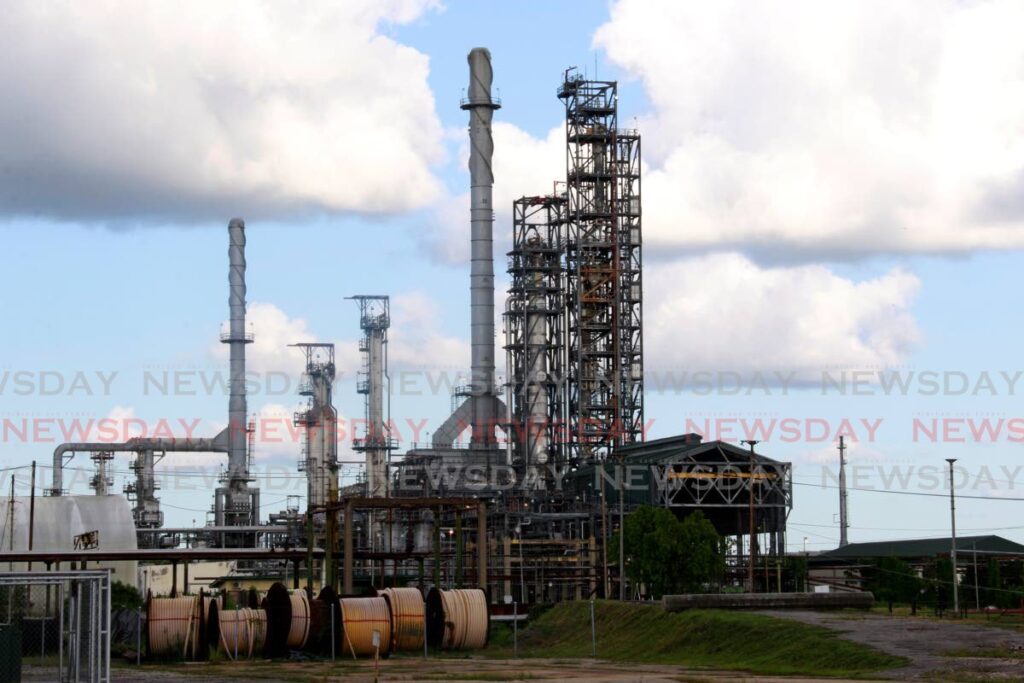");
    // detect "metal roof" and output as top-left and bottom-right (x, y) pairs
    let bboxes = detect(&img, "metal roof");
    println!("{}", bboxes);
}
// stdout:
(618, 433), (787, 467)
(818, 535), (1024, 559)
